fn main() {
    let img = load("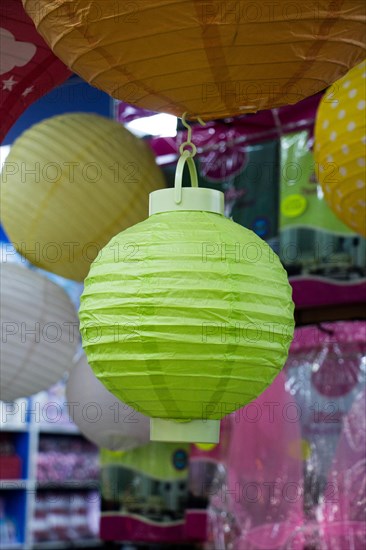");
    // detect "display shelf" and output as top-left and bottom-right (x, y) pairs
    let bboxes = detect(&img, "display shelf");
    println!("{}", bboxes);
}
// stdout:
(0, 430), (30, 480)
(295, 302), (366, 325)
(34, 540), (102, 549)
(0, 480), (34, 491)
(38, 425), (81, 436)
(0, 425), (29, 433)
(0, 488), (27, 546)
(1, 386), (100, 550)
(36, 481), (99, 490)
(0, 543), (25, 550)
